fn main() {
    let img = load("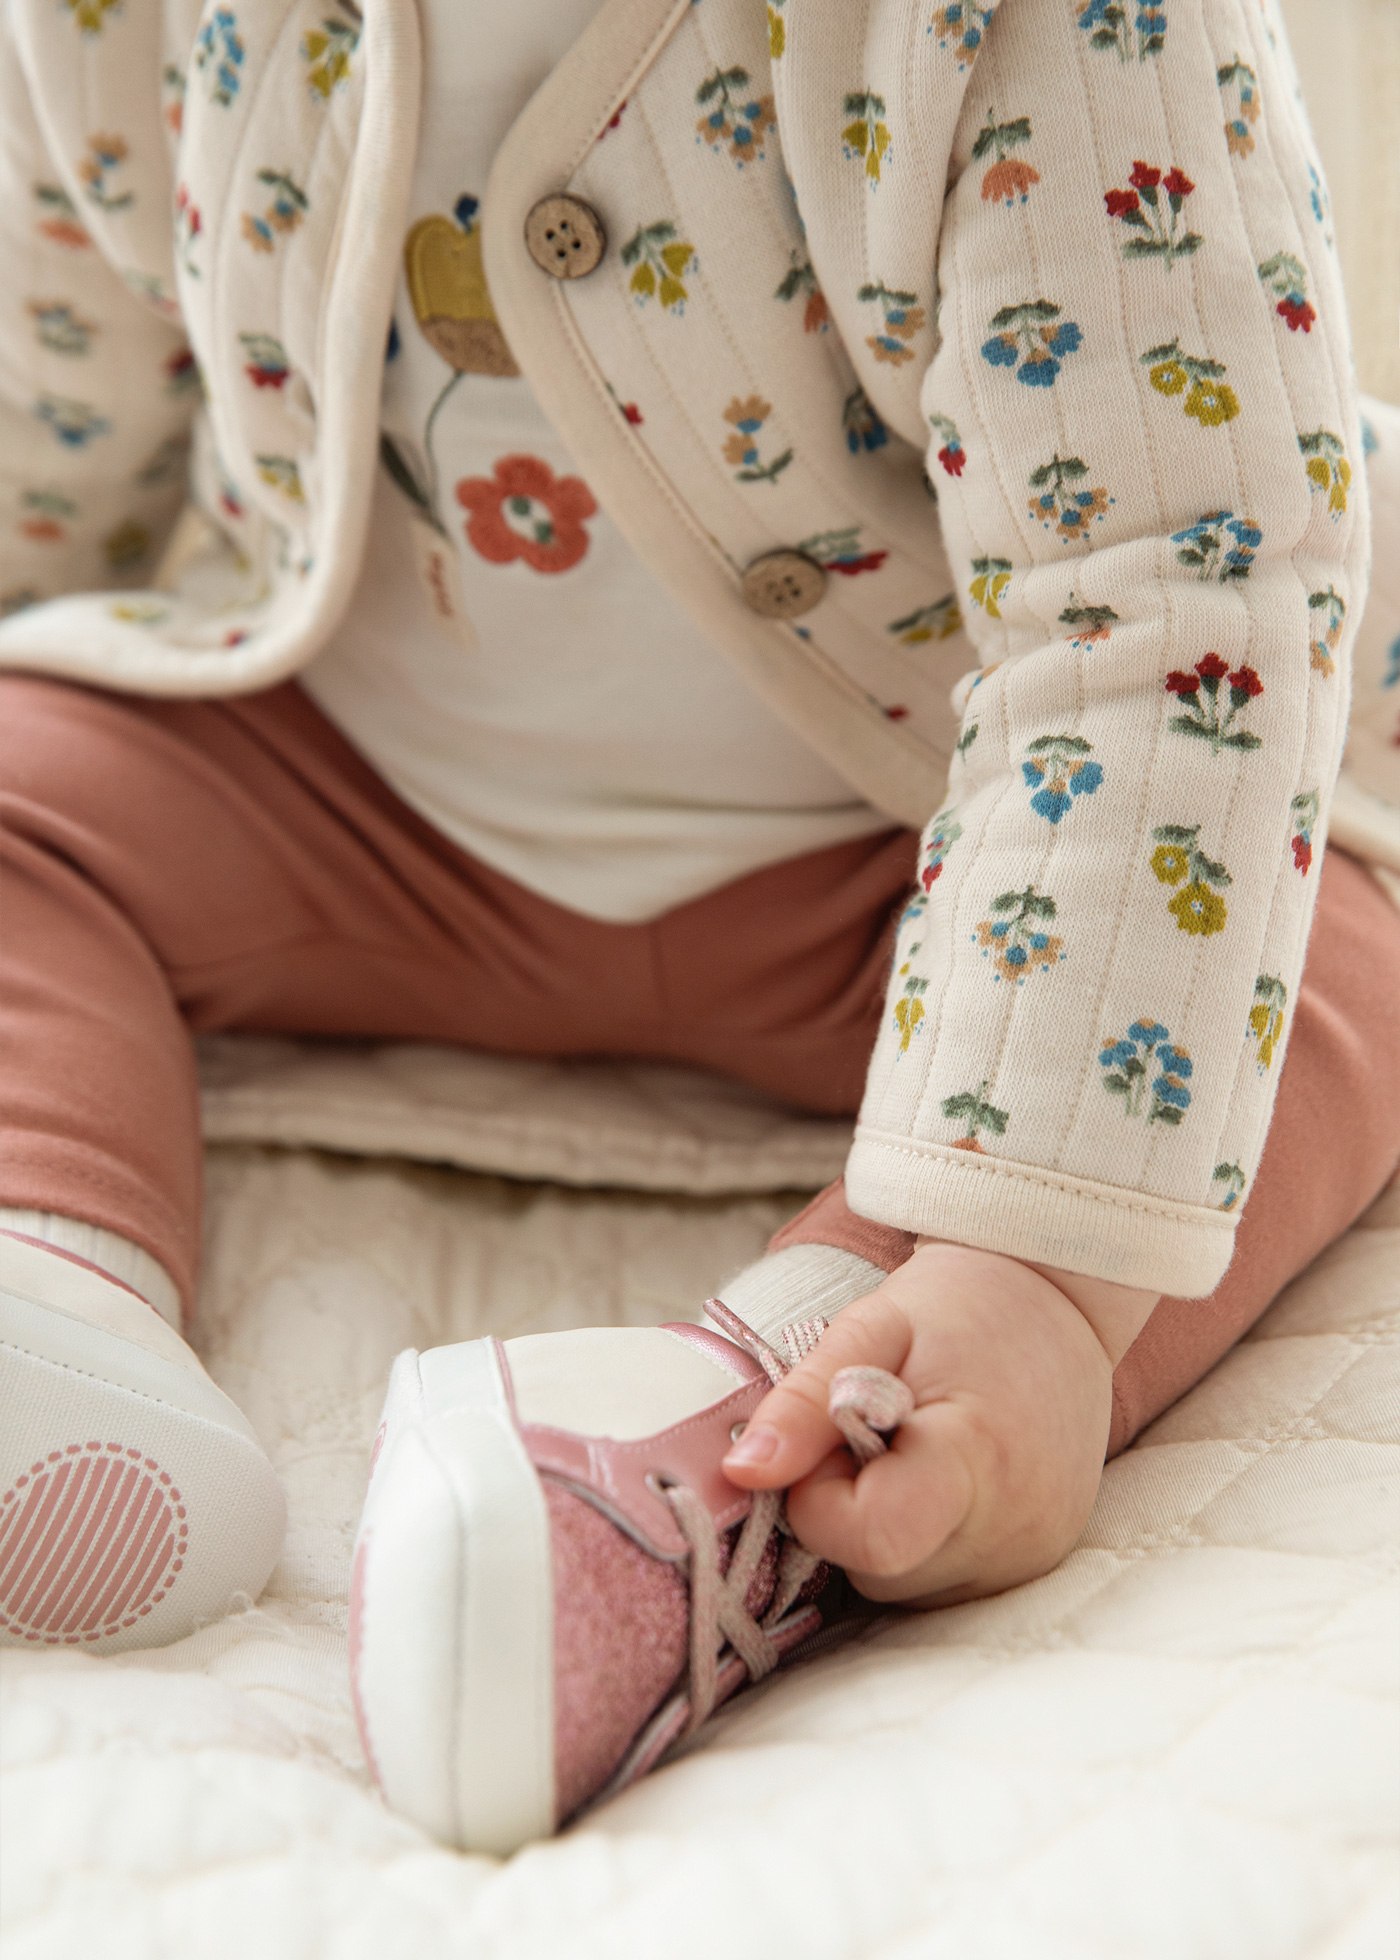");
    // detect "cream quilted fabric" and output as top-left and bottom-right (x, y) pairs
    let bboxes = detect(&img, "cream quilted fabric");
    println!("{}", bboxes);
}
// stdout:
(2, 1044), (1396, 1959)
